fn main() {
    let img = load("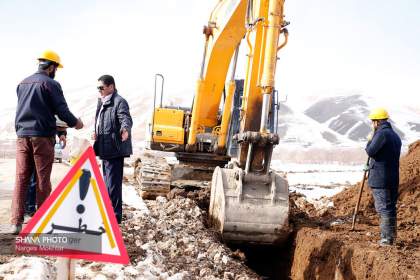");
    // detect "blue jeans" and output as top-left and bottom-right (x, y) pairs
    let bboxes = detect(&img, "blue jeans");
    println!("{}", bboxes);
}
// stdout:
(371, 187), (398, 217)
(371, 187), (398, 241)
